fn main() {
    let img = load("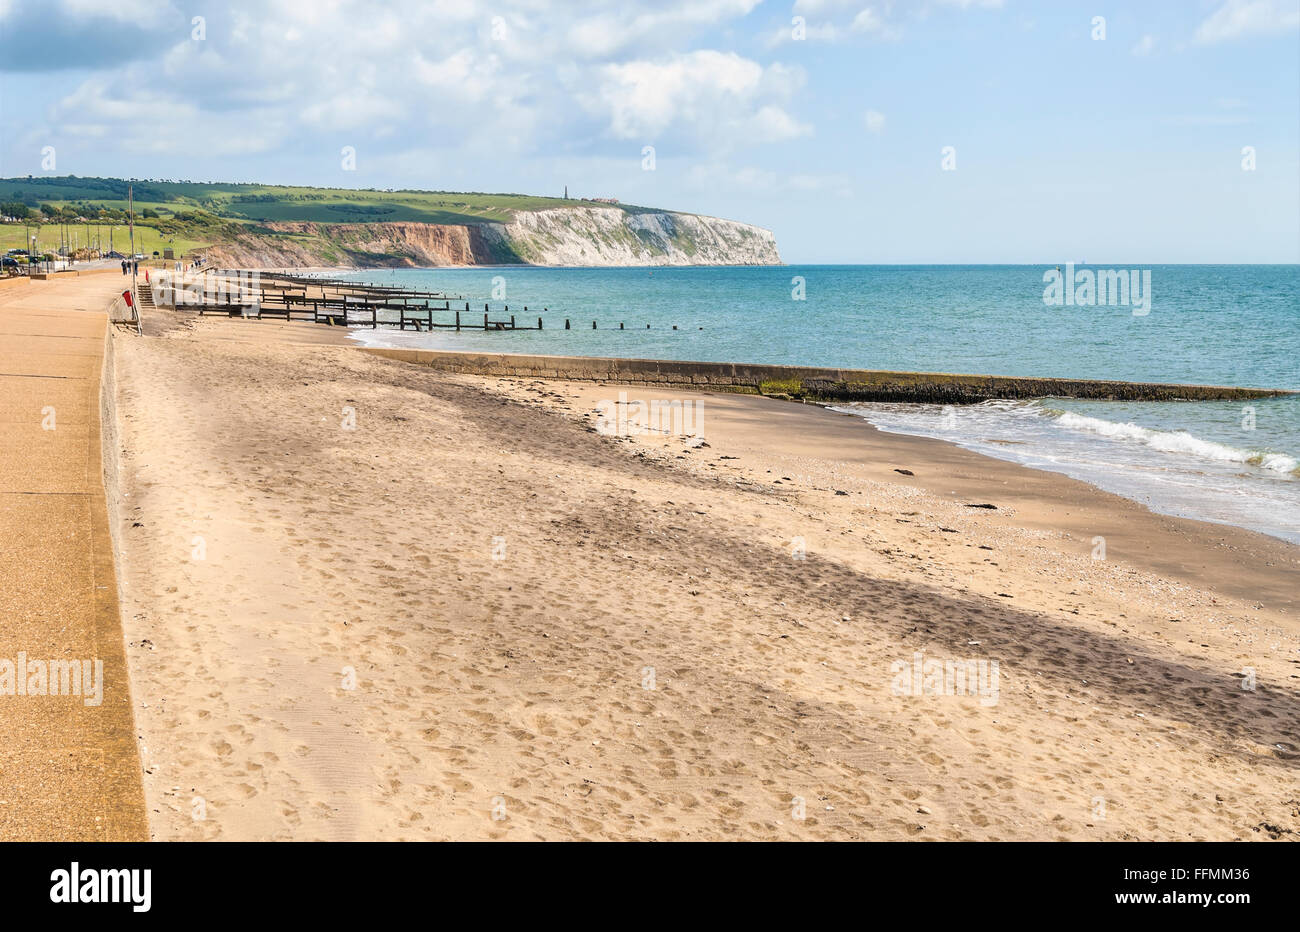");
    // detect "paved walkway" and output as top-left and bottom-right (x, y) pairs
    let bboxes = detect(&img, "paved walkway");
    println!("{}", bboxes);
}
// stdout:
(0, 272), (147, 840)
